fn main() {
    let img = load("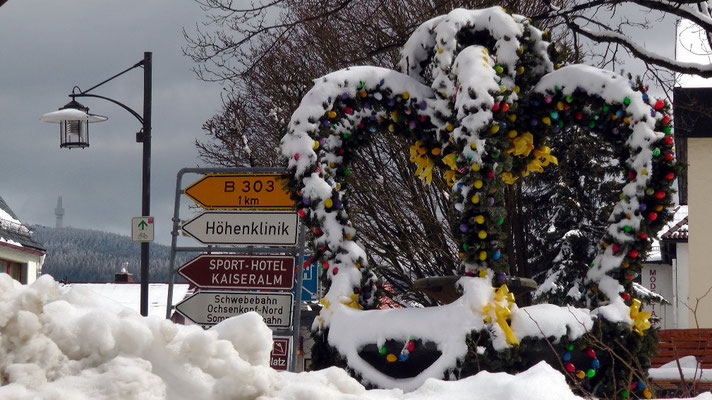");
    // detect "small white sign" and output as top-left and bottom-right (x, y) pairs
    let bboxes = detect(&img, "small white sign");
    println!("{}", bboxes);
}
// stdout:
(180, 211), (298, 246)
(175, 291), (293, 327)
(131, 216), (154, 242)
